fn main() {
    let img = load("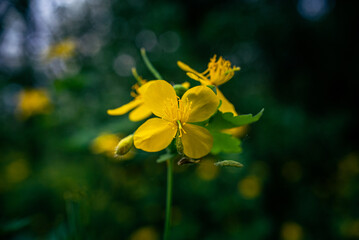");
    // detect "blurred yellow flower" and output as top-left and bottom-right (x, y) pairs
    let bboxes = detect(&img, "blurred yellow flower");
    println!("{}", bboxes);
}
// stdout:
(238, 175), (261, 199)
(45, 39), (76, 60)
(91, 133), (134, 159)
(107, 80), (153, 122)
(5, 159), (30, 184)
(130, 226), (159, 240)
(16, 89), (51, 119)
(196, 158), (219, 181)
(134, 80), (219, 159)
(281, 222), (303, 240)
(178, 55), (240, 115)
